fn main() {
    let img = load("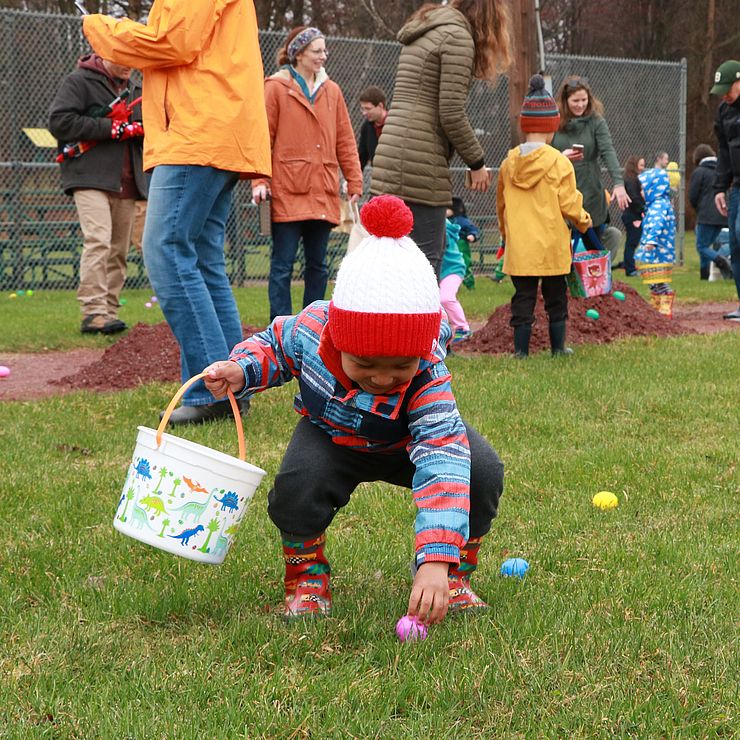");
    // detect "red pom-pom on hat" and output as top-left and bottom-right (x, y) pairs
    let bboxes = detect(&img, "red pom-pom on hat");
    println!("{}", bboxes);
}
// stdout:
(360, 195), (414, 239)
